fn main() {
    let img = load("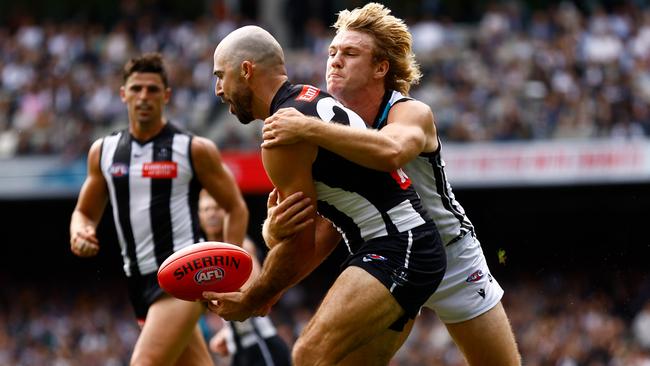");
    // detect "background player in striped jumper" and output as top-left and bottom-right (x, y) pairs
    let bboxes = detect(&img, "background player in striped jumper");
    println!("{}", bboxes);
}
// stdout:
(69, 52), (249, 366)
(198, 189), (292, 366)
(261, 3), (520, 365)
(203, 25), (447, 365)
